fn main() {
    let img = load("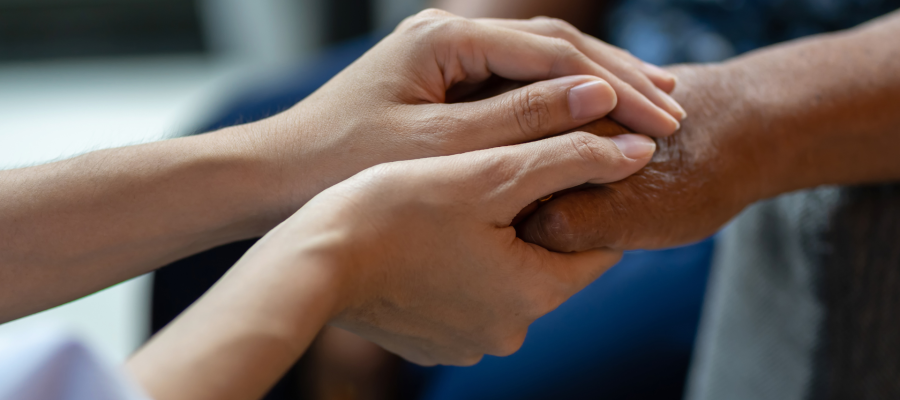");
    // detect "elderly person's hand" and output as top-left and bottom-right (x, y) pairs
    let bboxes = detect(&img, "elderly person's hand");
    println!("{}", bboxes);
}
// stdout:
(248, 9), (683, 218)
(518, 11), (900, 252)
(517, 66), (756, 251)
(296, 132), (654, 366)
